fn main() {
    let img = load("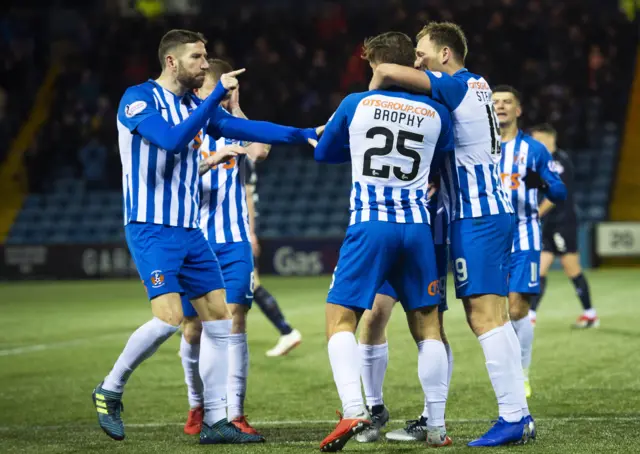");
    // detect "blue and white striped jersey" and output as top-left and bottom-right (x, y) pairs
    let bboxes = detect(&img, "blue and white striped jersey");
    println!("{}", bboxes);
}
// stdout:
(500, 130), (566, 252)
(118, 80), (316, 229)
(315, 90), (454, 226)
(198, 135), (250, 243)
(425, 69), (513, 221)
(117, 80), (203, 228)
